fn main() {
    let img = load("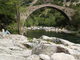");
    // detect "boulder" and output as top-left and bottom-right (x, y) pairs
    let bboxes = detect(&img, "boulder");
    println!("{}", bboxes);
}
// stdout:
(41, 35), (53, 40)
(26, 54), (40, 60)
(59, 39), (75, 46)
(0, 39), (14, 47)
(0, 54), (25, 60)
(41, 35), (62, 44)
(32, 43), (70, 56)
(0, 34), (28, 49)
(39, 54), (50, 60)
(0, 34), (80, 60)
(57, 46), (69, 54)
(51, 53), (76, 60)
(0, 34), (31, 60)
(32, 44), (57, 56)
(10, 49), (32, 57)
(0, 47), (11, 54)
